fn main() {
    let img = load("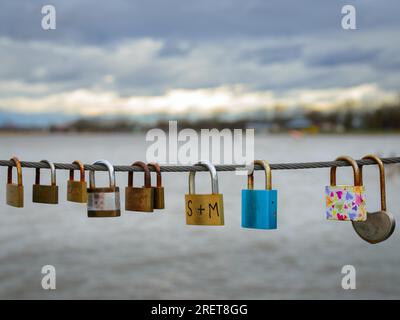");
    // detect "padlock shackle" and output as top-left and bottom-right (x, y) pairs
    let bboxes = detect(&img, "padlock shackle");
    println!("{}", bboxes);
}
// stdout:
(89, 160), (116, 189)
(360, 154), (386, 212)
(330, 156), (361, 186)
(69, 160), (85, 182)
(128, 161), (151, 187)
(247, 160), (272, 190)
(188, 161), (219, 194)
(147, 162), (162, 187)
(35, 160), (56, 185)
(7, 156), (23, 186)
